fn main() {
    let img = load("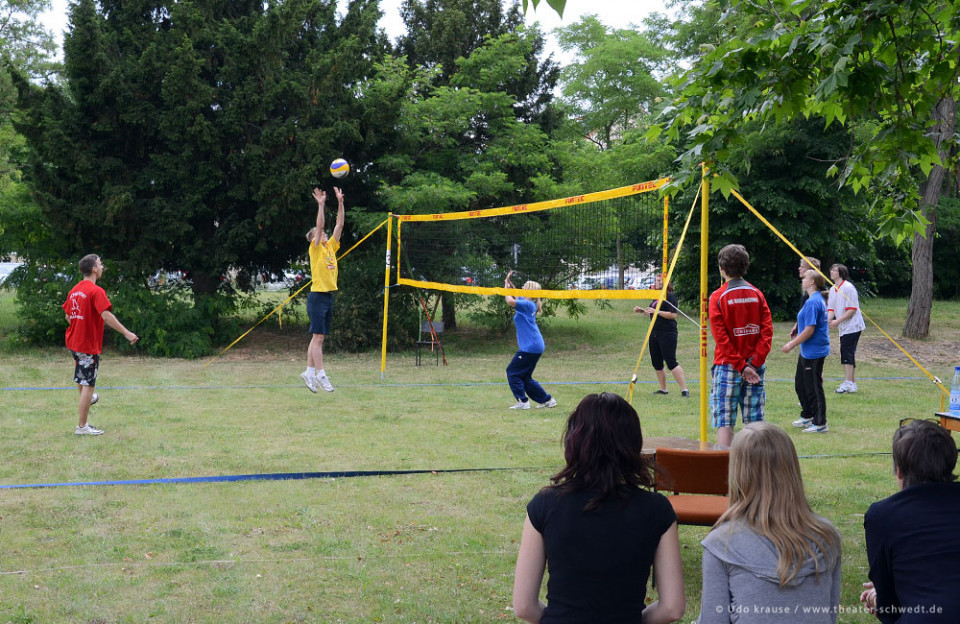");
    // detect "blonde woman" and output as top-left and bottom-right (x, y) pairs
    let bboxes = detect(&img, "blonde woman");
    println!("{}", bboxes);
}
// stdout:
(698, 423), (841, 623)
(504, 271), (555, 410)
